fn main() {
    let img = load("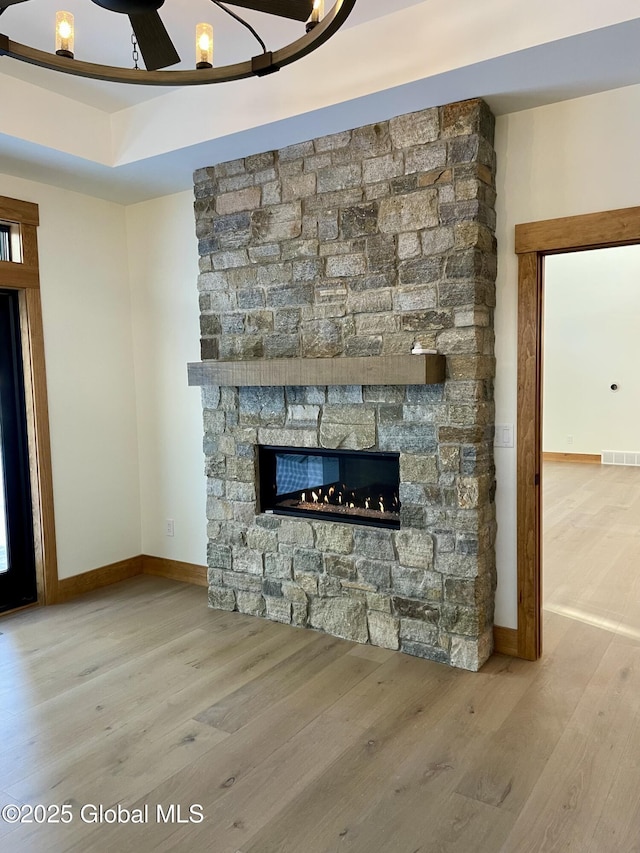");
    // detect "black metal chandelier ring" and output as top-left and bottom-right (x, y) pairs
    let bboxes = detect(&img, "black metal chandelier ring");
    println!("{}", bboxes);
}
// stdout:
(0, 0), (357, 86)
